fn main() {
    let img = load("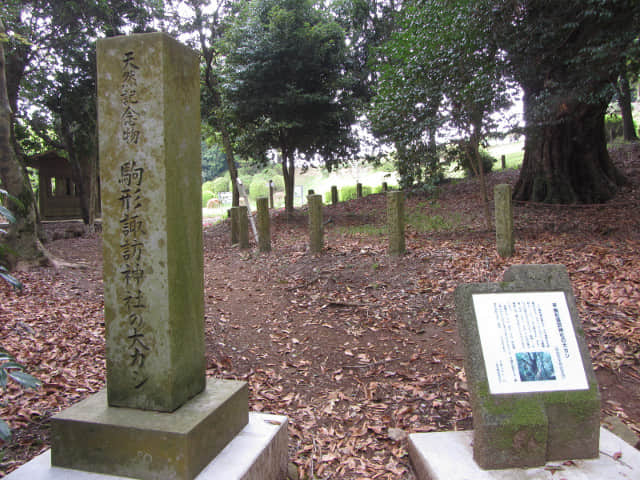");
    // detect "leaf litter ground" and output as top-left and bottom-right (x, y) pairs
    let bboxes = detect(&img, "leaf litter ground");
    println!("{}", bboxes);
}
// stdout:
(1, 145), (640, 478)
